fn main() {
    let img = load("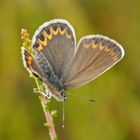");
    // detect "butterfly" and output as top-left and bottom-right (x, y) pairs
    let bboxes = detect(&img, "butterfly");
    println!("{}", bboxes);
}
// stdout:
(21, 19), (125, 102)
